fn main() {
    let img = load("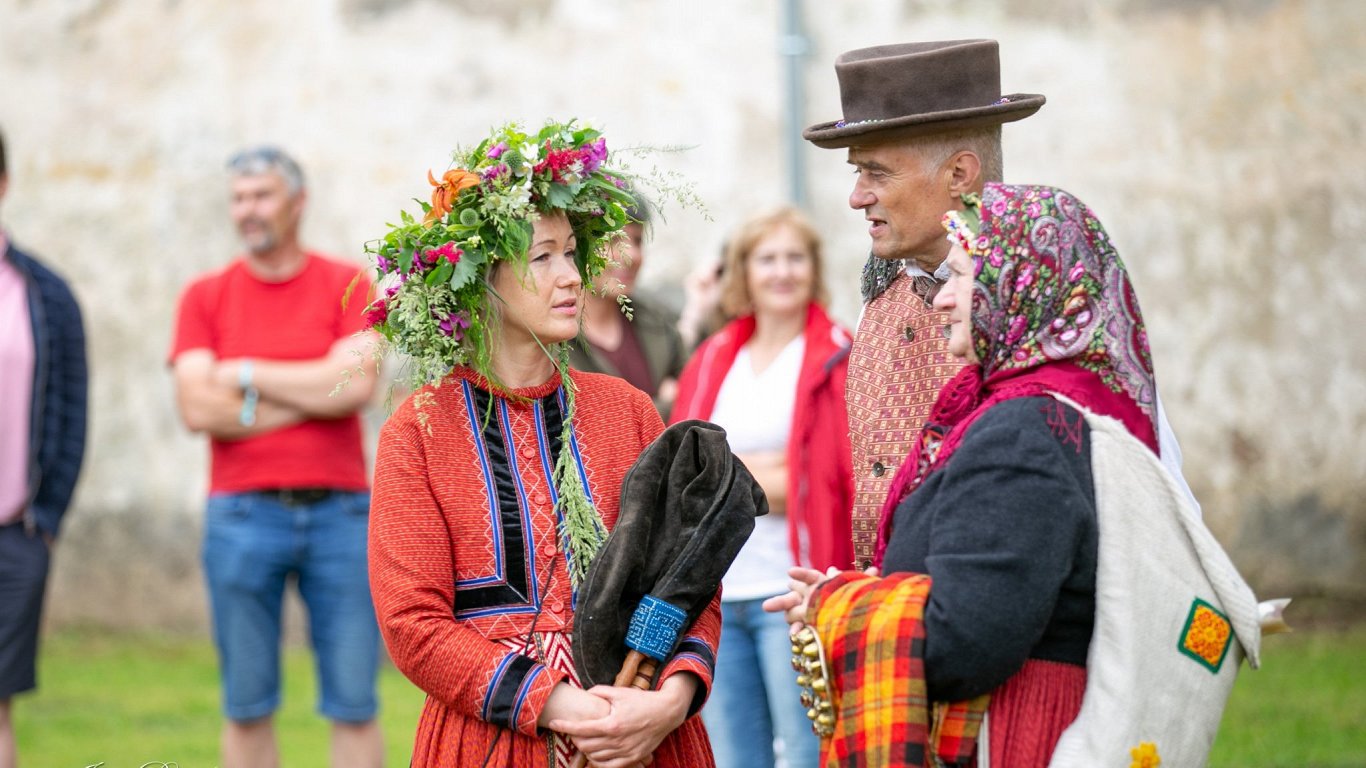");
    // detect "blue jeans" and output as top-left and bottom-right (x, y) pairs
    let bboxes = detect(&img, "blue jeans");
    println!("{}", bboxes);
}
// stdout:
(202, 490), (380, 723)
(703, 598), (820, 768)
